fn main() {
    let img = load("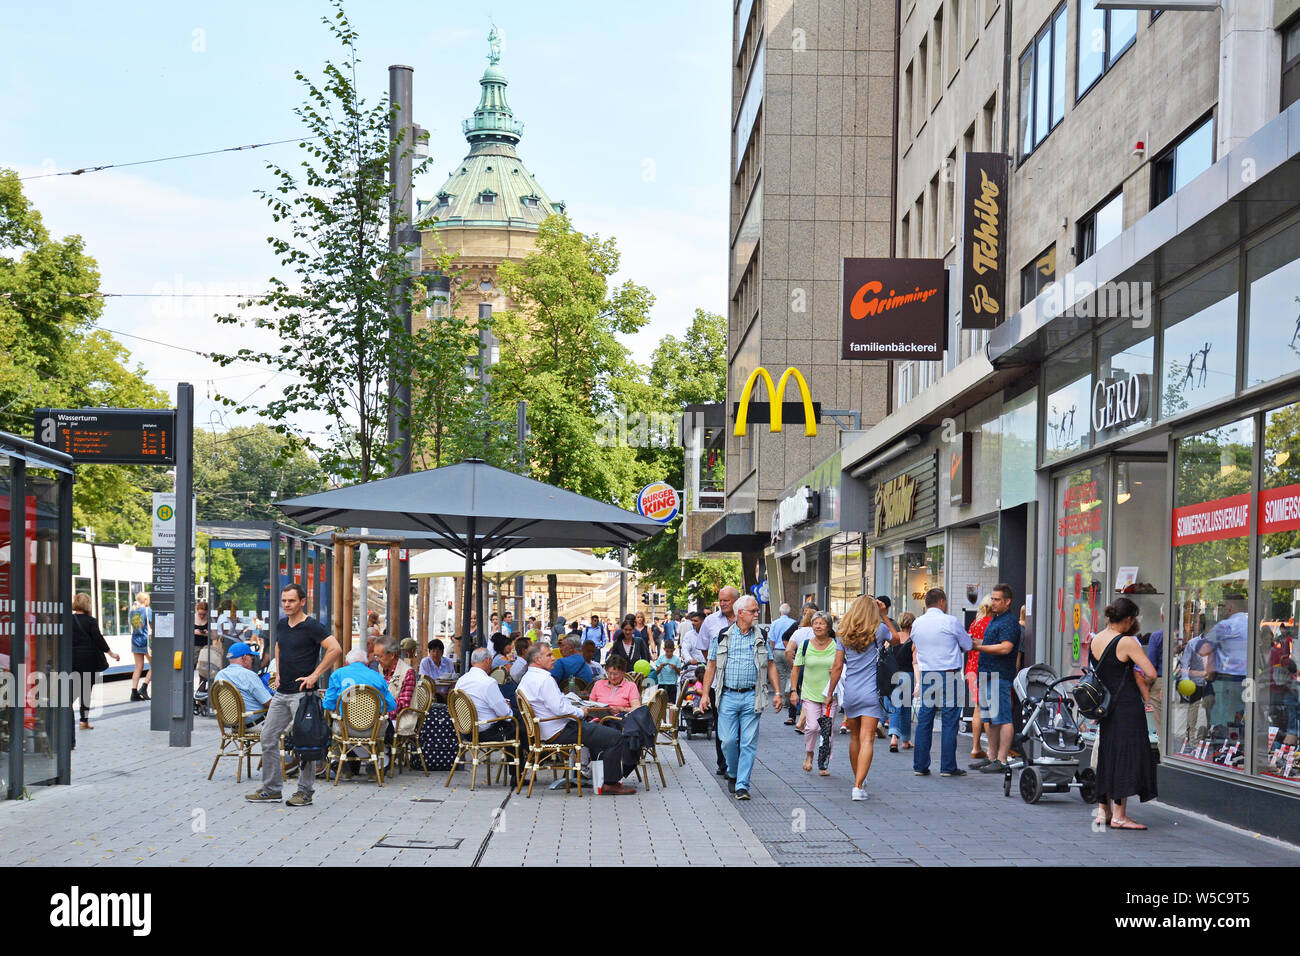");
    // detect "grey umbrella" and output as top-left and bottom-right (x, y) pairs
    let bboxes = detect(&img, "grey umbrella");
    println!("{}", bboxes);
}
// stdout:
(277, 459), (662, 667)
